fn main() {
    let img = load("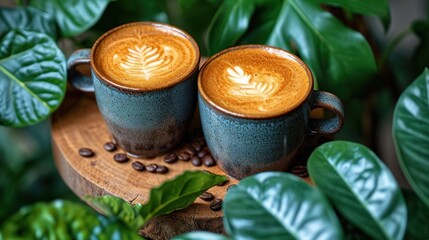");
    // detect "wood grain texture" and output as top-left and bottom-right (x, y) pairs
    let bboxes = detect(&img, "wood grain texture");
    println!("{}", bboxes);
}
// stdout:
(51, 87), (234, 239)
